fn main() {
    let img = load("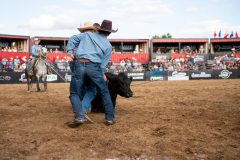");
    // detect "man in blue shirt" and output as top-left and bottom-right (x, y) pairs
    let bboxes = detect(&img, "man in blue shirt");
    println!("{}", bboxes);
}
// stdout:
(67, 20), (117, 127)
(27, 38), (42, 75)
(68, 21), (97, 123)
